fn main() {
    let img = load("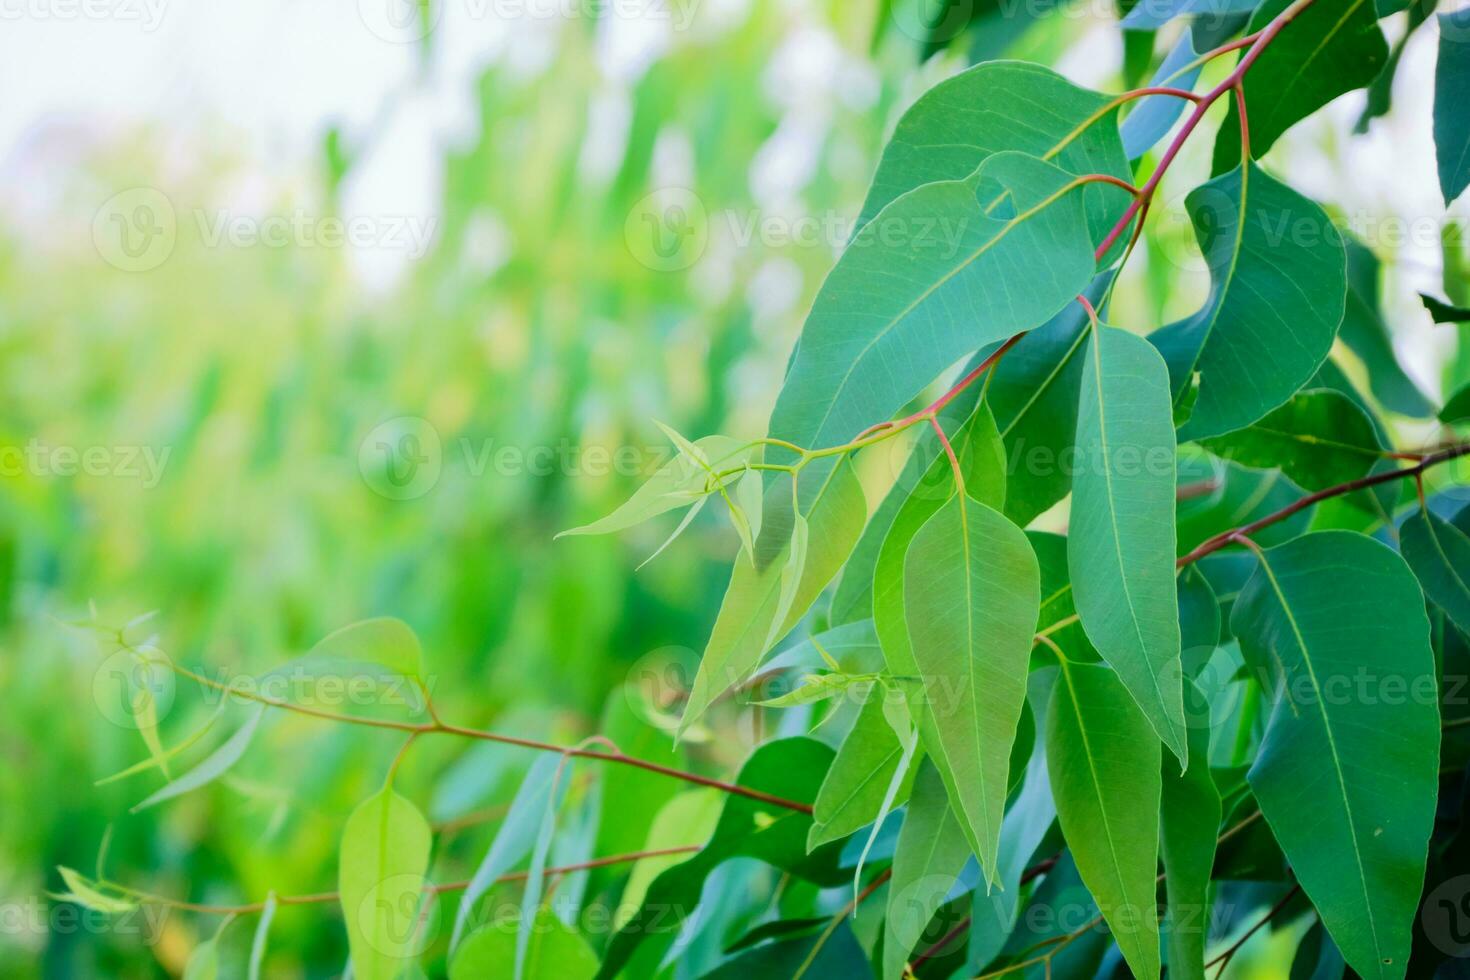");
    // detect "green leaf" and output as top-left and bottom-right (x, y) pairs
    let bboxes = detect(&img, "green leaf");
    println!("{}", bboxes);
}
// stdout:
(807, 688), (912, 850)
(1176, 450), (1314, 556)
(1436, 9), (1470, 205)
(556, 435), (750, 538)
(338, 782), (433, 980)
(182, 937), (220, 980)
(766, 150), (1102, 461)
(1178, 565), (1221, 677)
(1401, 508), (1470, 637)
(596, 738), (846, 979)
(1422, 292), (1470, 324)
(1232, 531), (1438, 980)
(1201, 389), (1382, 492)
(1121, 0), (1259, 30)
(51, 867), (136, 915)
(1212, 0), (1388, 173)
(904, 494), (1039, 884)
(248, 892), (277, 980)
(132, 705), (266, 812)
(309, 617), (425, 683)
(758, 671), (880, 708)
(854, 61), (1133, 257)
(1071, 323), (1186, 763)
(1441, 382), (1470, 424)
(1046, 660), (1162, 980)
(615, 789), (721, 930)
(1159, 683), (1221, 980)
(1152, 164), (1346, 441)
(451, 909), (598, 980)
(1121, 29), (1205, 158)
(680, 459), (865, 735)
(1337, 240), (1433, 417)
(882, 759), (972, 980)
